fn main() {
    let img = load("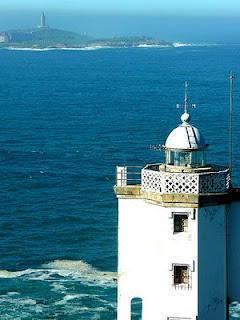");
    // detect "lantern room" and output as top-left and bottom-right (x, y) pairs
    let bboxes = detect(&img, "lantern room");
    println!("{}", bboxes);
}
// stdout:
(164, 112), (208, 168)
